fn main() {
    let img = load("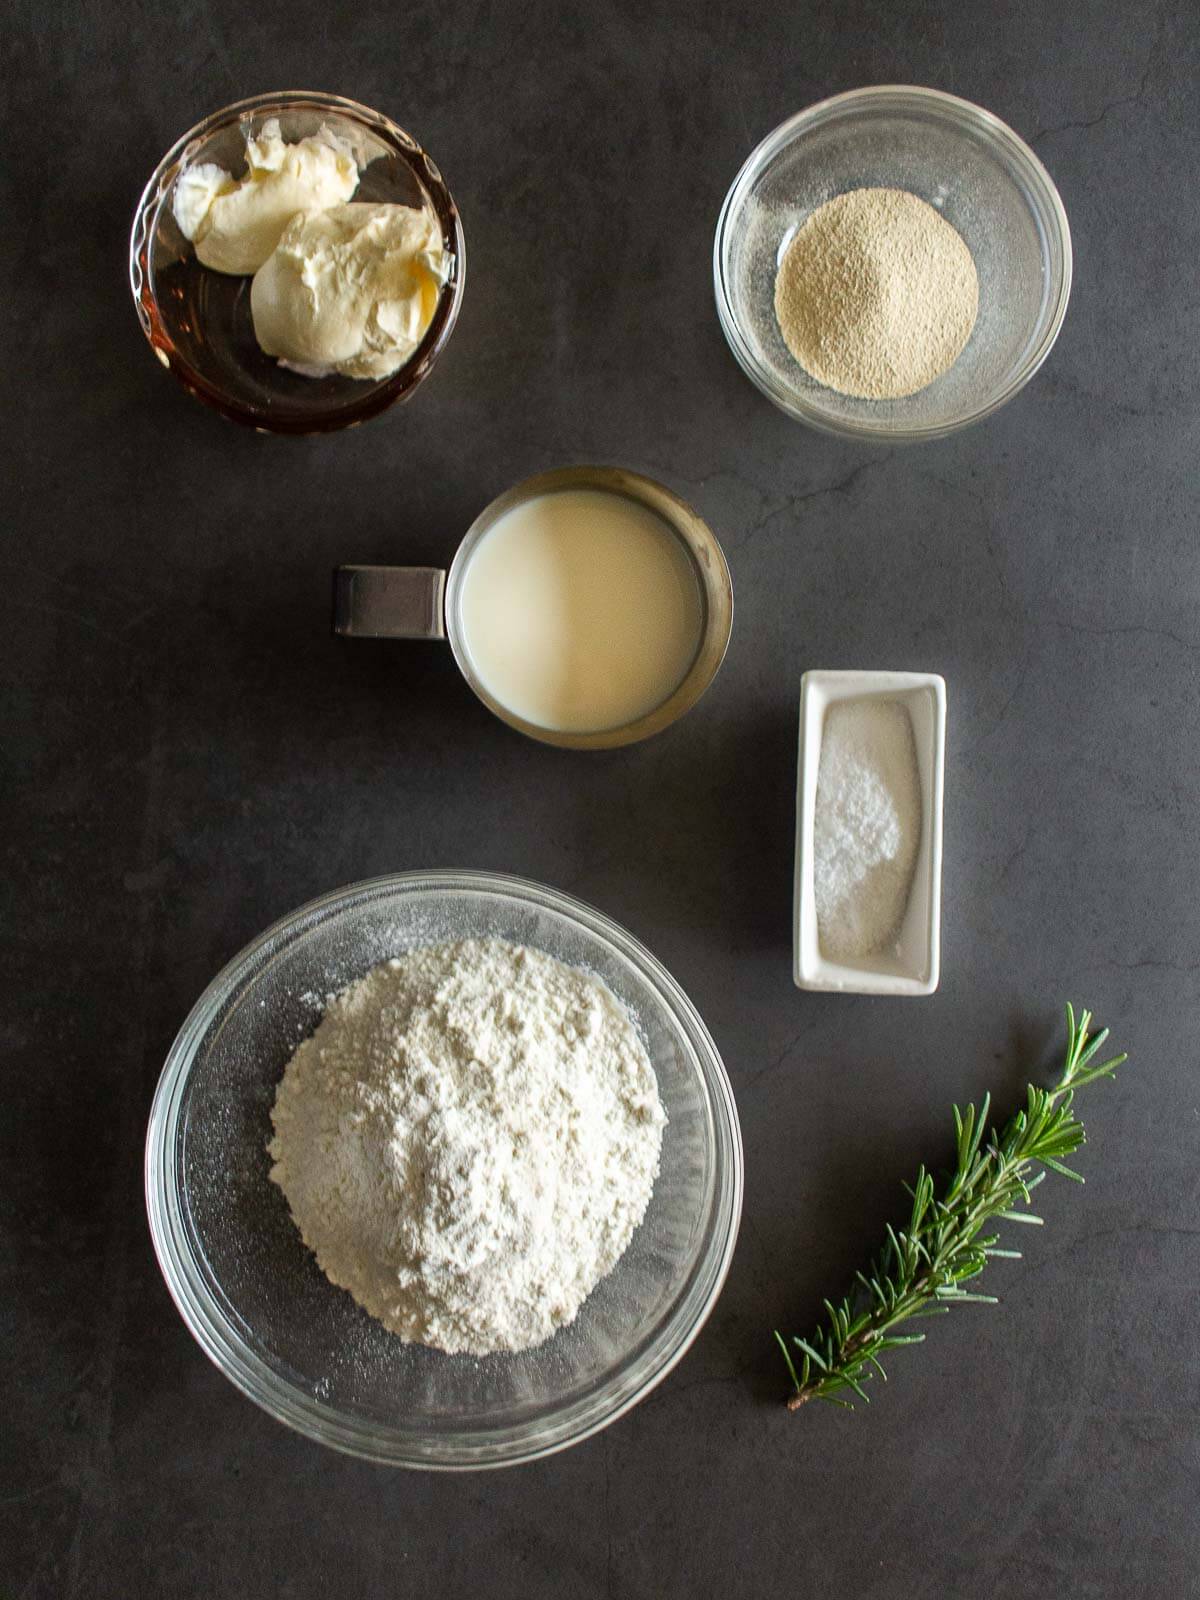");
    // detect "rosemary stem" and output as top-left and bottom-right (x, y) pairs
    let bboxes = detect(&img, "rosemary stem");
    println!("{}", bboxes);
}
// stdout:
(777, 1005), (1126, 1412)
